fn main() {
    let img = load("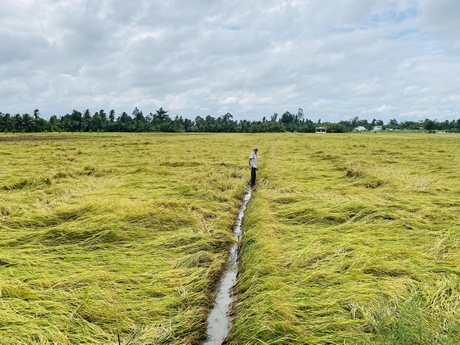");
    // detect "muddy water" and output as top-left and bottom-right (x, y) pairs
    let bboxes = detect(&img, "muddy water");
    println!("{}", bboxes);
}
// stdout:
(201, 187), (252, 345)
